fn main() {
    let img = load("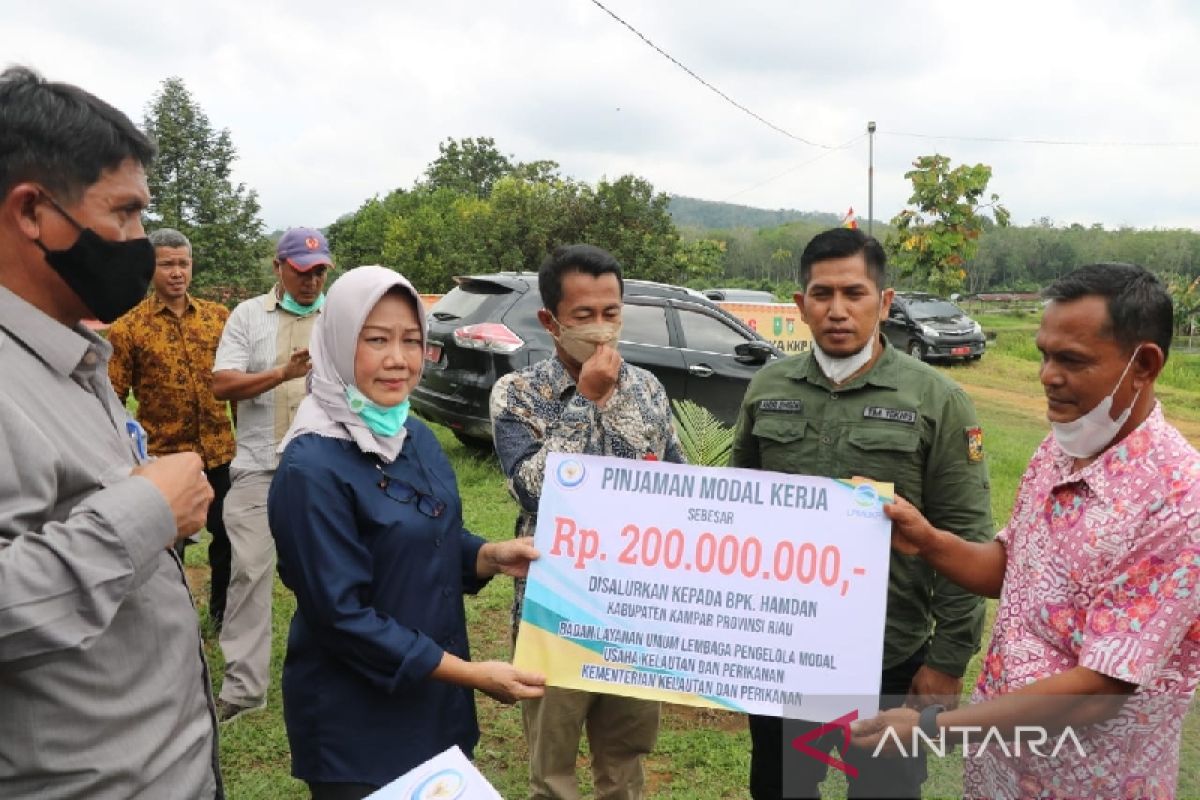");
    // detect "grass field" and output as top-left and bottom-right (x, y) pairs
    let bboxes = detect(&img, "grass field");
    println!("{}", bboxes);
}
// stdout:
(191, 320), (1200, 798)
